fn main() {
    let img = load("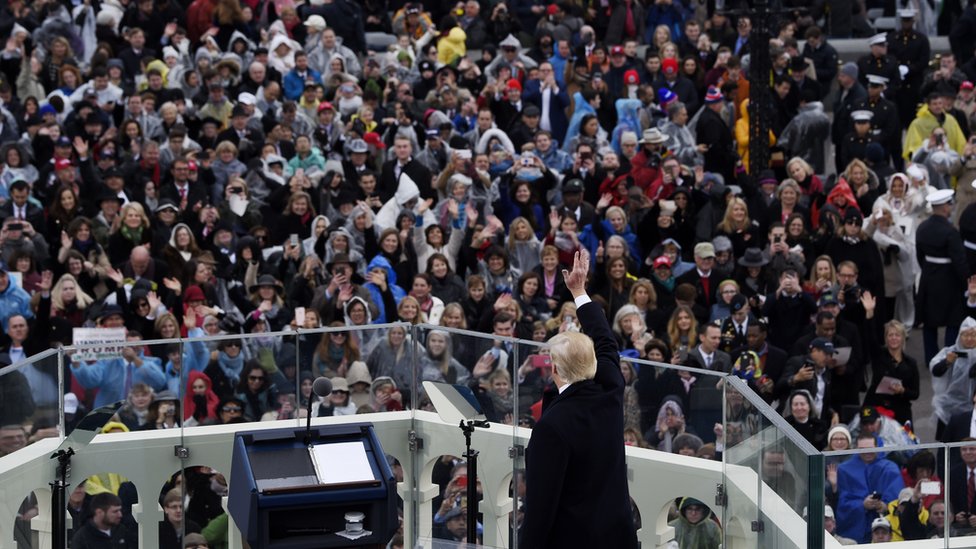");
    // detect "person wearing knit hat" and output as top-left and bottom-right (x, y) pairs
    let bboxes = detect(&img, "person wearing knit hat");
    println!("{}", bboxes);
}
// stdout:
(833, 62), (867, 172)
(506, 78), (522, 92)
(658, 57), (699, 112)
(826, 424), (852, 450)
(697, 85), (736, 183)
